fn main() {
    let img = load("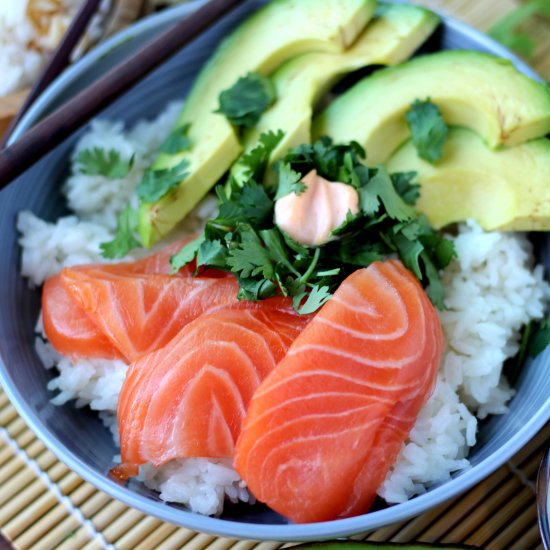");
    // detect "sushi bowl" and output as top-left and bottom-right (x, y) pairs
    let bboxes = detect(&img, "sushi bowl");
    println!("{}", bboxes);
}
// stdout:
(1, 0), (550, 541)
